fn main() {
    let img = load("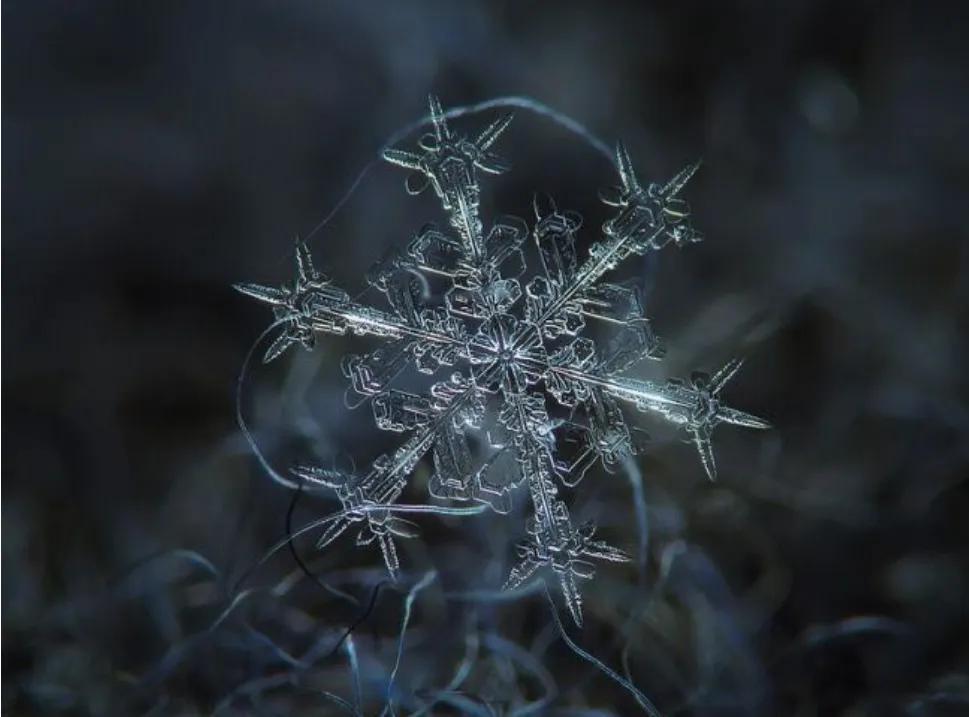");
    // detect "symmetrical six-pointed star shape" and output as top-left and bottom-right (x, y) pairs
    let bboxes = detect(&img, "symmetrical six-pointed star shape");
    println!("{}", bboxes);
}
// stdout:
(236, 96), (769, 625)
